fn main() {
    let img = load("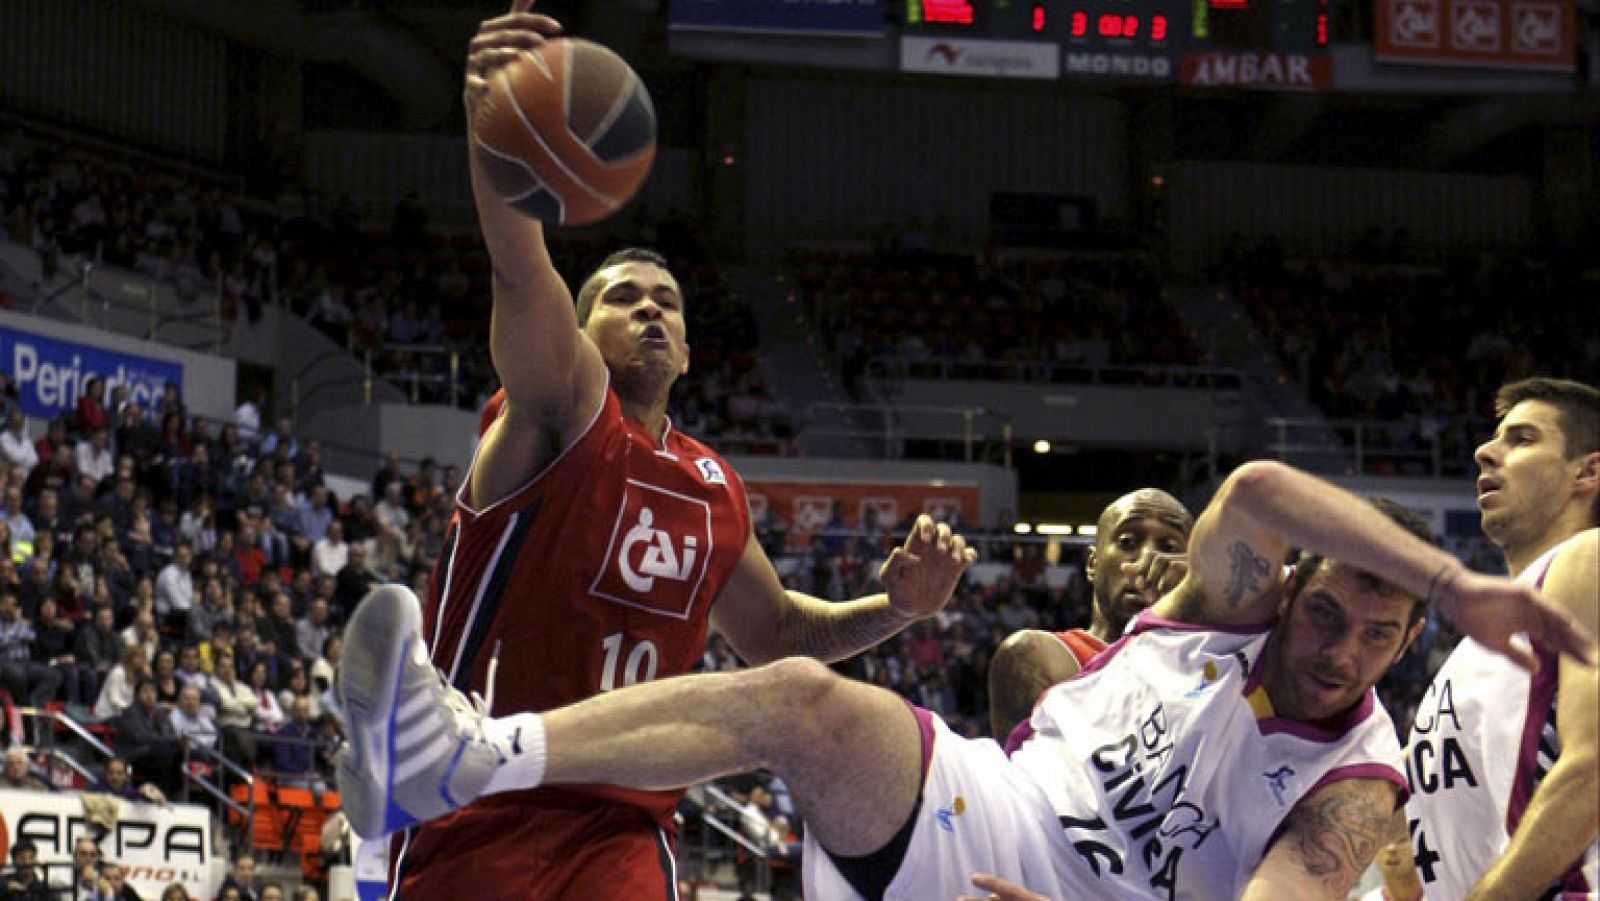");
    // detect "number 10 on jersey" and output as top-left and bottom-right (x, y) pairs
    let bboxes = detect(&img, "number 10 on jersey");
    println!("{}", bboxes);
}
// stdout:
(600, 632), (660, 691)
